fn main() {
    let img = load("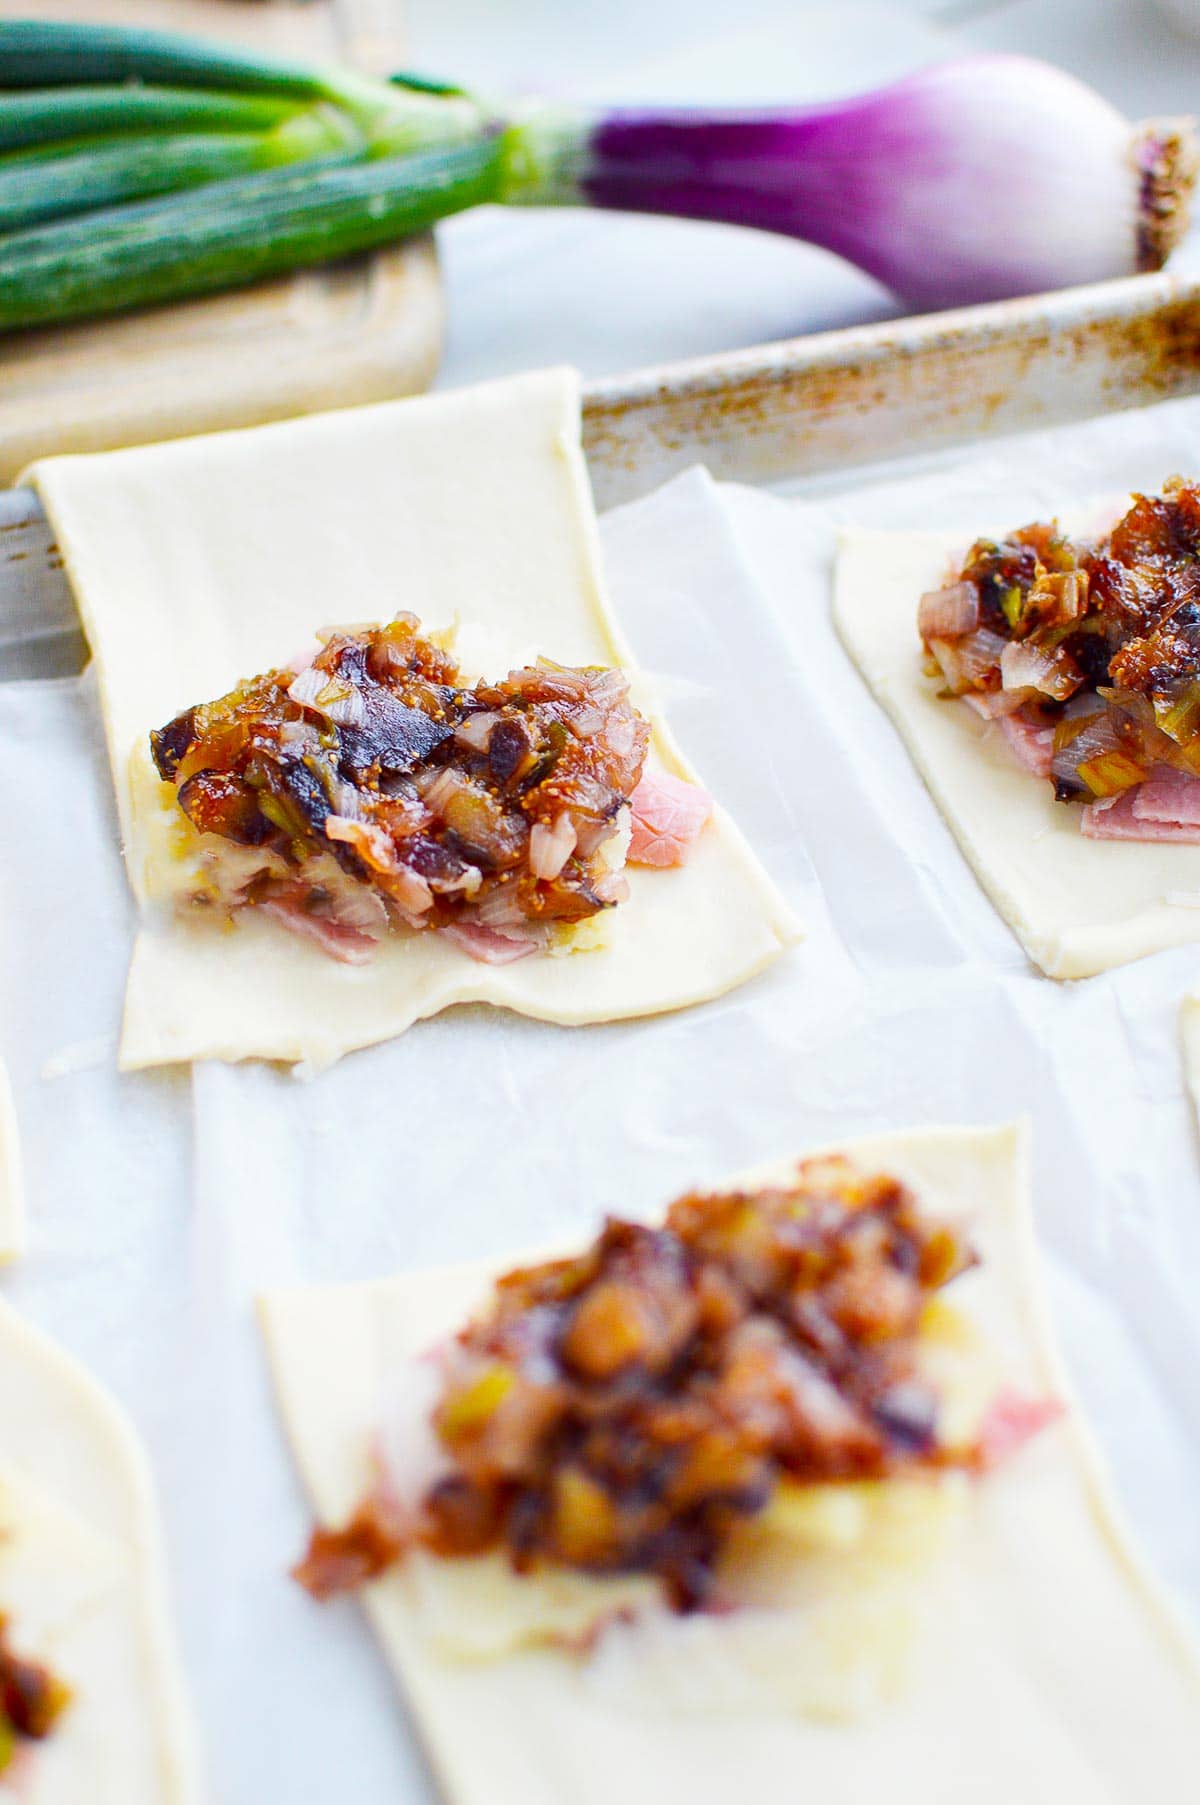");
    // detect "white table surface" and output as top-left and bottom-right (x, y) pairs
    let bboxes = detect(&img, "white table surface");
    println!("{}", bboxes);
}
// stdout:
(402, 0), (1200, 391)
